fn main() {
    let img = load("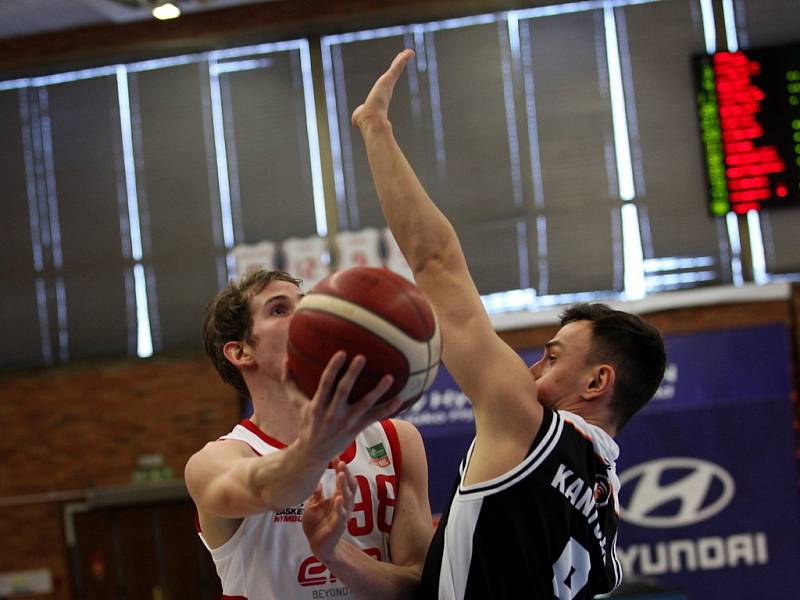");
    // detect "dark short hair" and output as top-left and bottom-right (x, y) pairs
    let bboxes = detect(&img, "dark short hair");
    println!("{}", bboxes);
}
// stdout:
(203, 269), (302, 399)
(560, 303), (666, 431)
